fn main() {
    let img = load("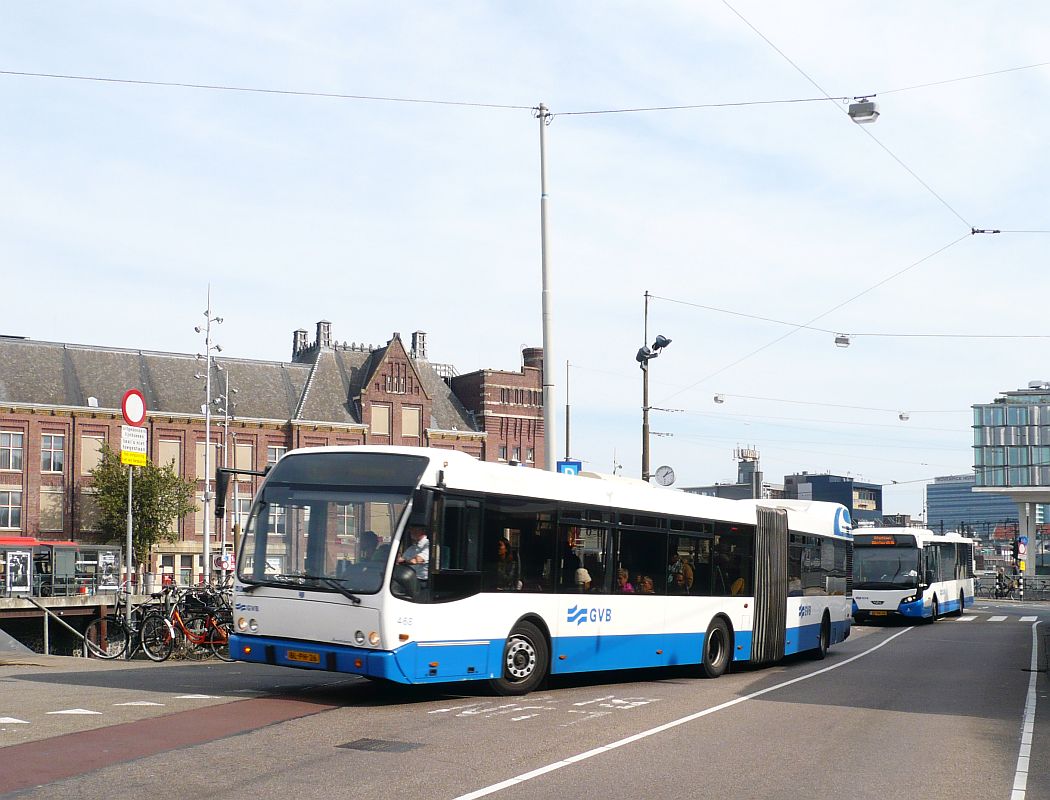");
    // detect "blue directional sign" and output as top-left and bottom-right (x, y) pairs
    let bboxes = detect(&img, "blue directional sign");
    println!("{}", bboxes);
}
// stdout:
(1019, 536), (1029, 545)
(557, 460), (583, 476)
